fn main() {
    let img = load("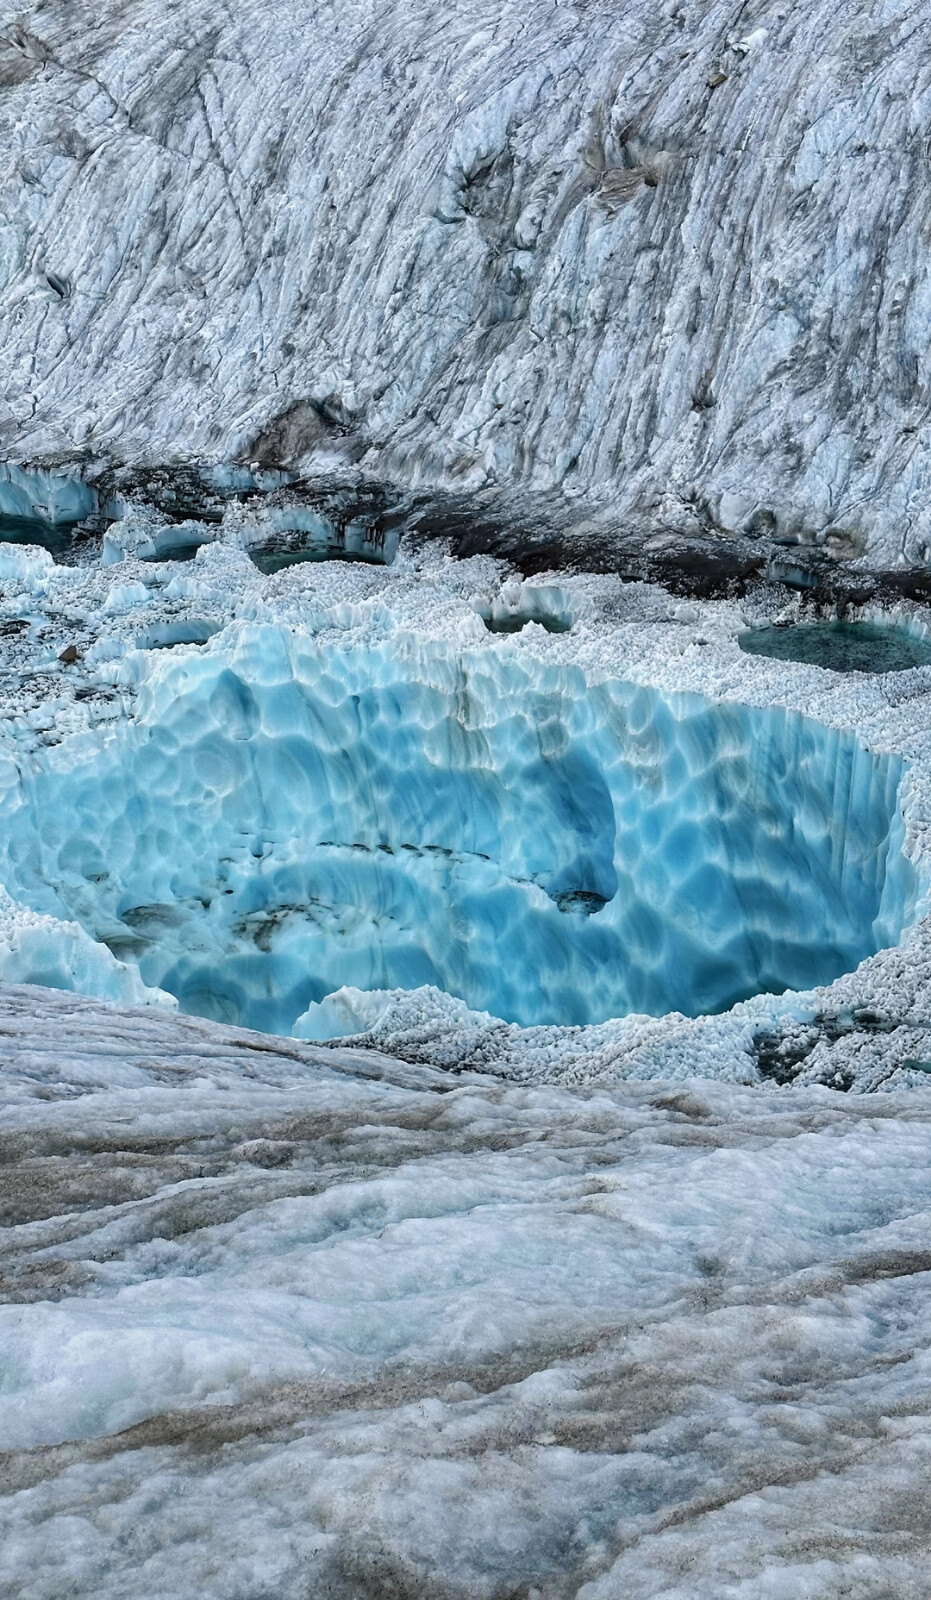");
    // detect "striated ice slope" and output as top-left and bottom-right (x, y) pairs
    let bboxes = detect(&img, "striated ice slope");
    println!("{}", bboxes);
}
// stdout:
(1, 984), (931, 1598)
(2, 1), (931, 563)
